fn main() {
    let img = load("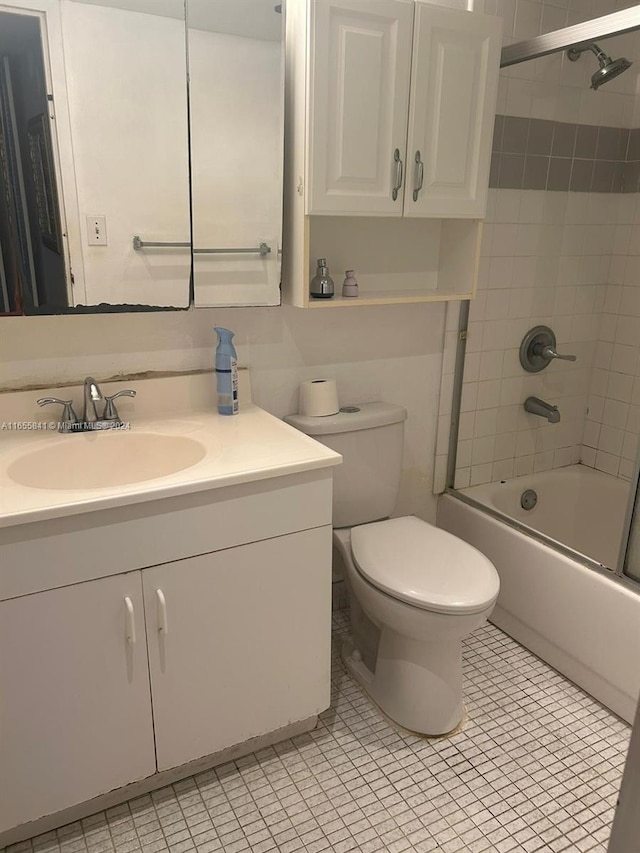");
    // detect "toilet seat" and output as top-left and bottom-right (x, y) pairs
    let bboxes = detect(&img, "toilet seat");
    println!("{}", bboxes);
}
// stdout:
(350, 516), (499, 615)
